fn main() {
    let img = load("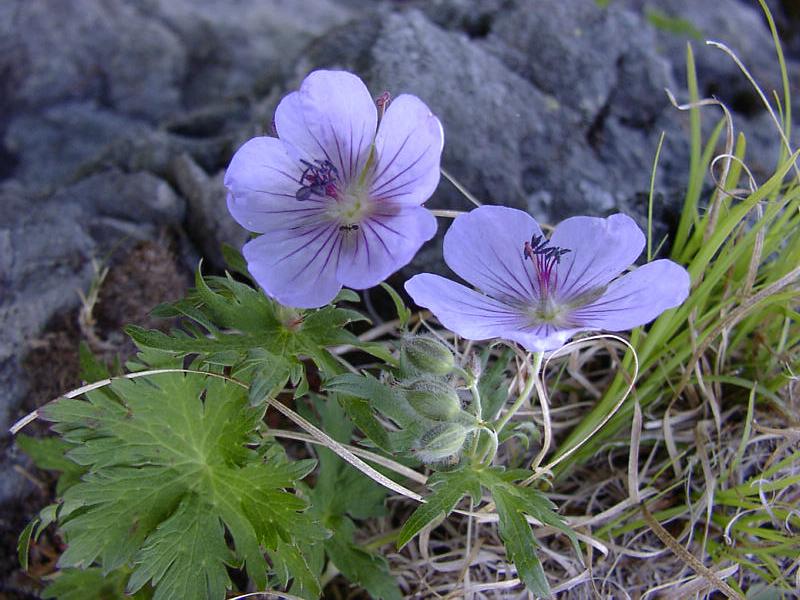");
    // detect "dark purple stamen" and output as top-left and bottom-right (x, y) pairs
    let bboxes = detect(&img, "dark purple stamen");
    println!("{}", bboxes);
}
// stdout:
(296, 159), (339, 201)
(523, 234), (571, 297)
